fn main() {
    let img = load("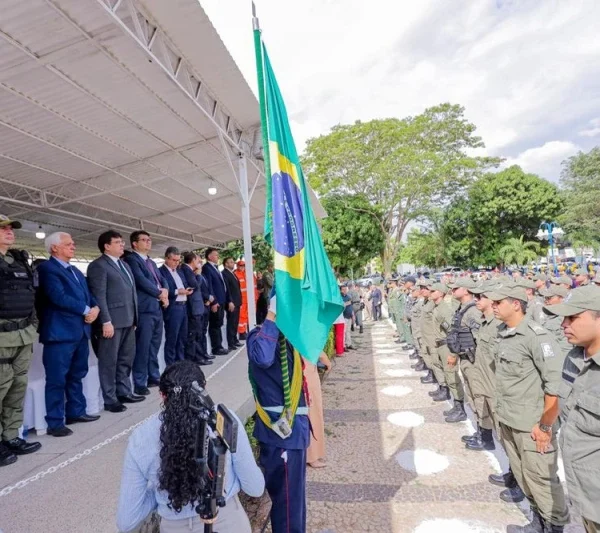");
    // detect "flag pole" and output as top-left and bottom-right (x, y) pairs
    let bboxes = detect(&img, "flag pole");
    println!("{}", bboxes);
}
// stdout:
(252, 2), (273, 240)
